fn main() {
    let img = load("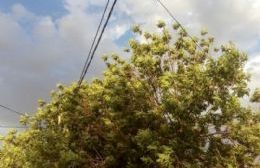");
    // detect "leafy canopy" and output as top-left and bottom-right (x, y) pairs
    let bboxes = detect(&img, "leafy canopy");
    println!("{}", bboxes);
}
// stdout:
(0, 21), (259, 168)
